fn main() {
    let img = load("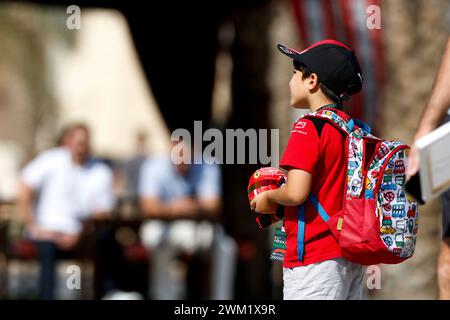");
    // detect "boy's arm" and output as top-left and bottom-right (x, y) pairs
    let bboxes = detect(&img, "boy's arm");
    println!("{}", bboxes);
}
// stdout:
(407, 37), (450, 179)
(250, 169), (312, 213)
(250, 117), (319, 213)
(268, 169), (312, 206)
